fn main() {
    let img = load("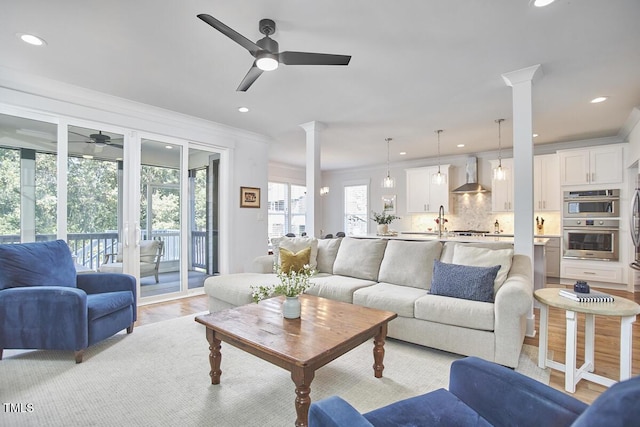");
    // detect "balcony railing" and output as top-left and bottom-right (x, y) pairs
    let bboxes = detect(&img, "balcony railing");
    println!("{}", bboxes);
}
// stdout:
(0, 231), (211, 272)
